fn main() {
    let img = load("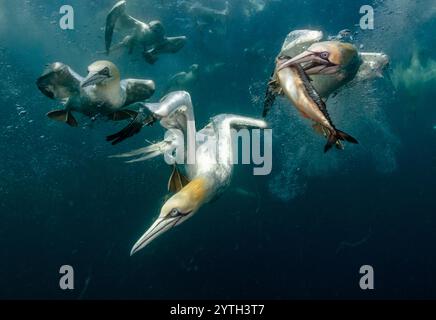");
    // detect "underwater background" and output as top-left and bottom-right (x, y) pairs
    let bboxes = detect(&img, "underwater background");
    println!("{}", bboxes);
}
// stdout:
(0, 0), (436, 299)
